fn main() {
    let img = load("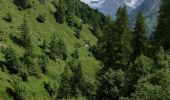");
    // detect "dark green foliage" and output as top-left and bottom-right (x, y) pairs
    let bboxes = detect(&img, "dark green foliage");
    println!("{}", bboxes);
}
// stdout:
(20, 69), (29, 82)
(64, 0), (81, 17)
(57, 65), (72, 99)
(20, 18), (32, 49)
(97, 16), (116, 69)
(6, 76), (28, 100)
(80, 80), (96, 100)
(48, 34), (67, 60)
(113, 6), (132, 69)
(79, 3), (106, 30)
(3, 47), (21, 74)
(129, 55), (152, 79)
(154, 0), (170, 50)
(132, 12), (147, 60)
(39, 0), (45, 4)
(40, 39), (48, 54)
(48, 33), (59, 60)
(72, 47), (79, 59)
(58, 60), (93, 99)
(66, 12), (75, 27)
(154, 47), (170, 69)
(3, 13), (12, 22)
(96, 69), (125, 100)
(97, 6), (132, 70)
(70, 62), (83, 97)
(58, 39), (67, 60)
(91, 13), (101, 37)
(13, 0), (31, 10)
(44, 82), (55, 97)
(39, 53), (48, 74)
(36, 14), (46, 23)
(74, 21), (83, 31)
(23, 47), (35, 75)
(126, 55), (153, 94)
(20, 18), (36, 75)
(54, 0), (67, 24)
(132, 69), (170, 100)
(74, 29), (81, 39)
